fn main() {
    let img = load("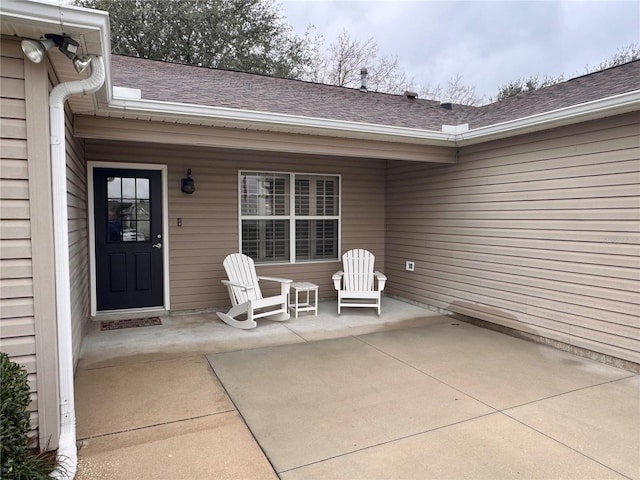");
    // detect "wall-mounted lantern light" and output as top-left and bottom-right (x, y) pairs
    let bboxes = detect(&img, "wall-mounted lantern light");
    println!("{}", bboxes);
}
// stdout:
(21, 34), (91, 73)
(181, 168), (196, 194)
